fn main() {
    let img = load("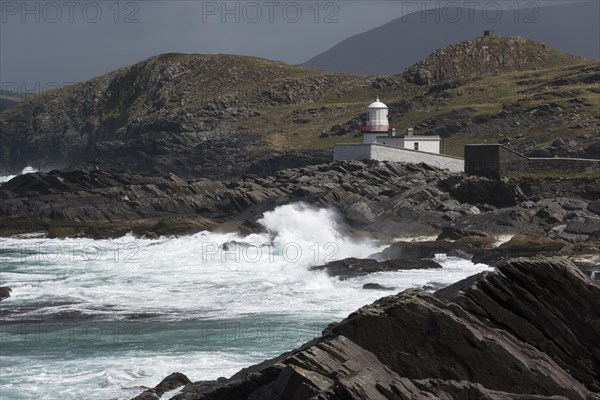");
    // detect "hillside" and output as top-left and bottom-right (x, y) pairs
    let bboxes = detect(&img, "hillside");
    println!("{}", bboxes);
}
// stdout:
(392, 35), (599, 158)
(1, 35), (598, 177)
(404, 35), (582, 85)
(0, 54), (384, 177)
(302, 1), (599, 75)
